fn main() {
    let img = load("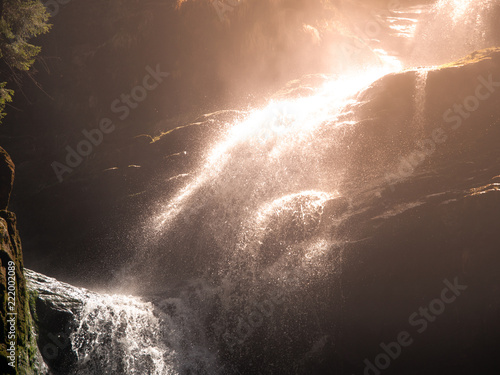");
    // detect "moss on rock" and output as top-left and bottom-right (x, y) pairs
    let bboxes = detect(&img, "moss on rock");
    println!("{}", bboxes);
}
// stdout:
(0, 149), (44, 374)
(438, 46), (500, 68)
